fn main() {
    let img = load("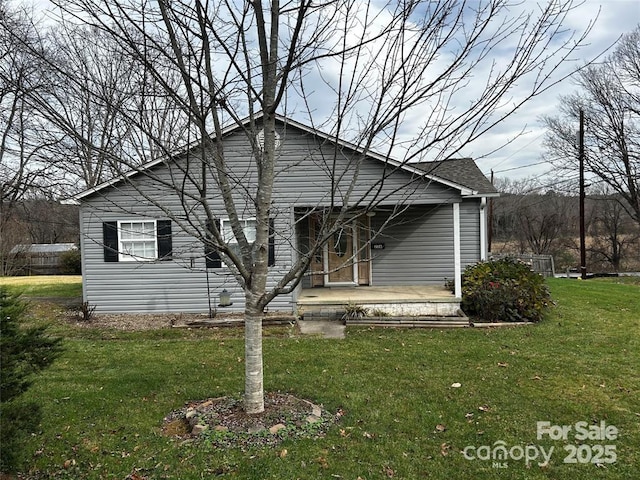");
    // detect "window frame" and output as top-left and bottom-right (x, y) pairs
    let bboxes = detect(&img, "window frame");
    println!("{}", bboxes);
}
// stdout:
(117, 219), (158, 262)
(205, 217), (274, 268)
(220, 218), (257, 245)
